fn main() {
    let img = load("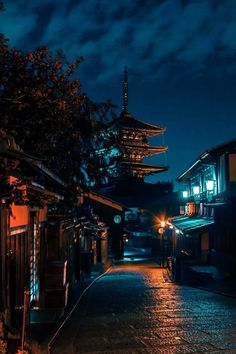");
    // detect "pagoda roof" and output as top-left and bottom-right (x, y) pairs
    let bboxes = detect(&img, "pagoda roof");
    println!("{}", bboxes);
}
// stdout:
(121, 161), (168, 175)
(119, 111), (165, 135)
(121, 144), (168, 153)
